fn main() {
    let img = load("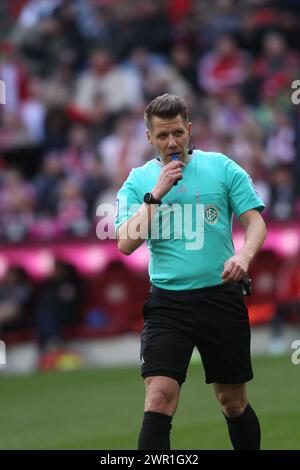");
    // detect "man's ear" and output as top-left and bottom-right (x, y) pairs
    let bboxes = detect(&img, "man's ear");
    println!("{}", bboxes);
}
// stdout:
(188, 122), (192, 137)
(146, 129), (152, 145)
